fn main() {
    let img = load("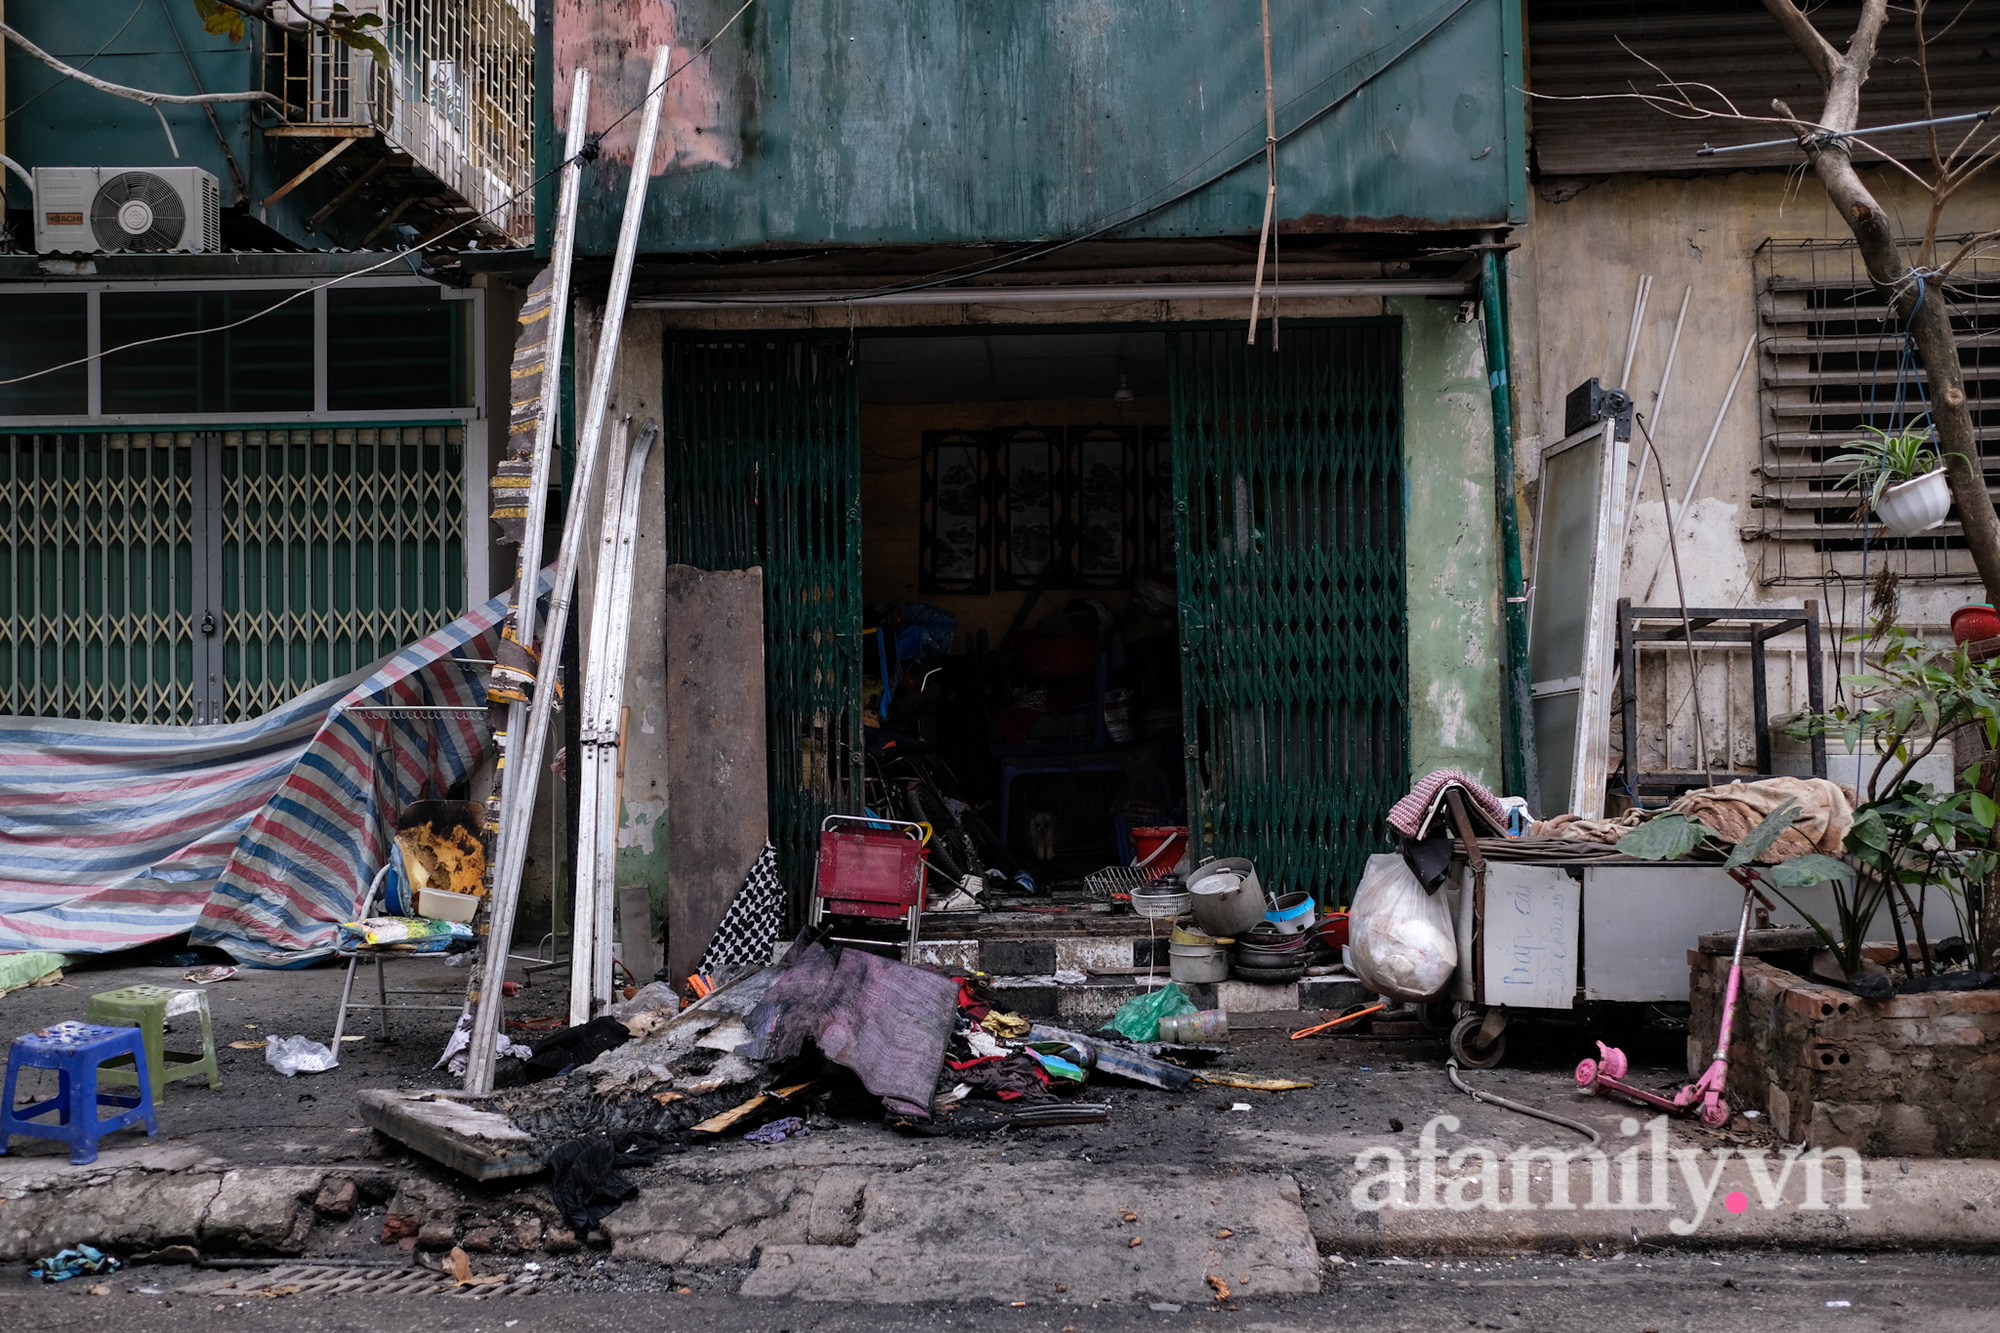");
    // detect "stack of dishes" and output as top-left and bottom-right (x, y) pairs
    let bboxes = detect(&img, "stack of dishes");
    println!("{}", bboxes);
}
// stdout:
(1131, 875), (1191, 919)
(1231, 921), (1311, 982)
